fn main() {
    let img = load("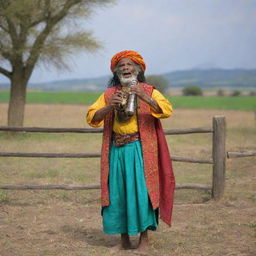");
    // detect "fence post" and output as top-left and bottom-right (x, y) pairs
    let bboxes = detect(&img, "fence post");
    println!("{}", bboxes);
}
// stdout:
(212, 116), (226, 200)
